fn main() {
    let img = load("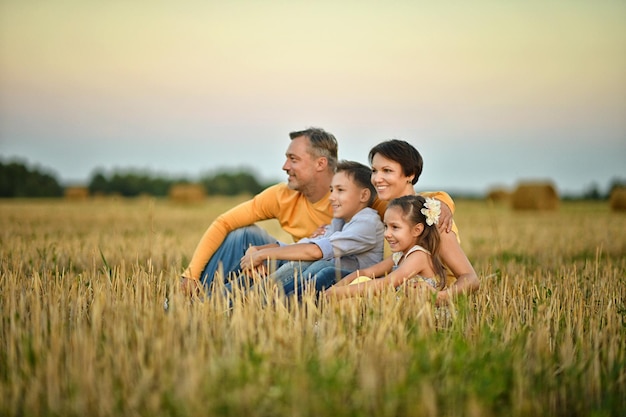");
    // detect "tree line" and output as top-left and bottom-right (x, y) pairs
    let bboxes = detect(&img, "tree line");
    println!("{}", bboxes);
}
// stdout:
(0, 160), (270, 198)
(1, 159), (624, 199)
(0, 160), (64, 197)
